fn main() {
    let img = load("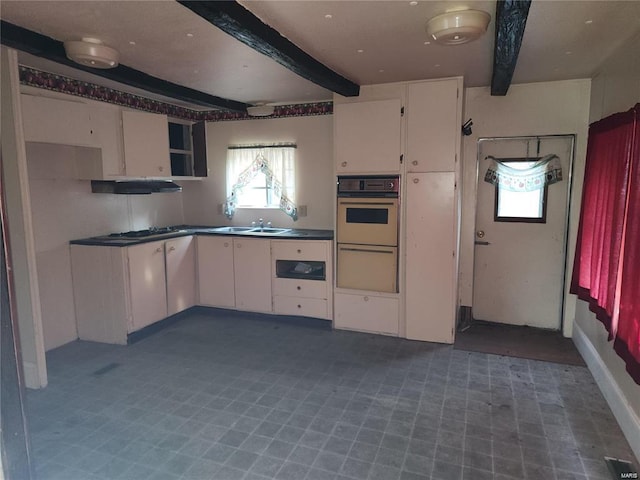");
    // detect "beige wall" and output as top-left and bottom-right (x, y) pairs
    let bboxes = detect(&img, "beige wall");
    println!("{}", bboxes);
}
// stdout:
(572, 29), (640, 456)
(459, 79), (592, 337)
(182, 115), (334, 229)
